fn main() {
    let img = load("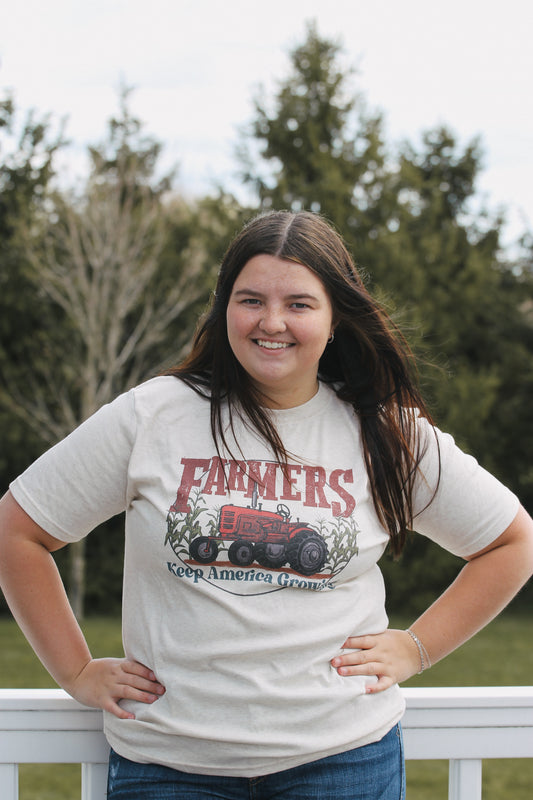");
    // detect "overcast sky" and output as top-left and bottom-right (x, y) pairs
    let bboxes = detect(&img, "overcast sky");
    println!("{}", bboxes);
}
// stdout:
(2, 0), (532, 248)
